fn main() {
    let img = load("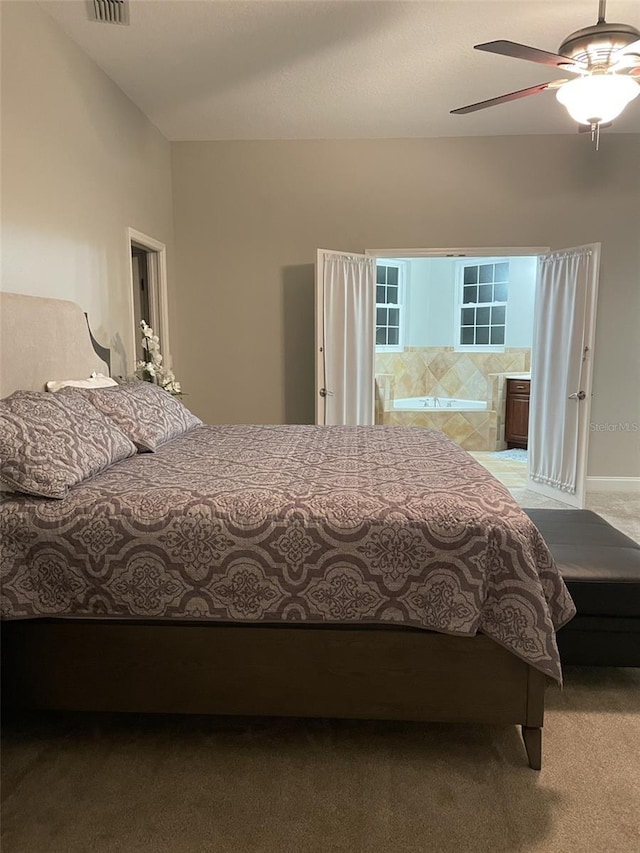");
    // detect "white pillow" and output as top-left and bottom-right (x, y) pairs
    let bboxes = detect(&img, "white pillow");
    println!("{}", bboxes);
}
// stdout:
(46, 373), (117, 393)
